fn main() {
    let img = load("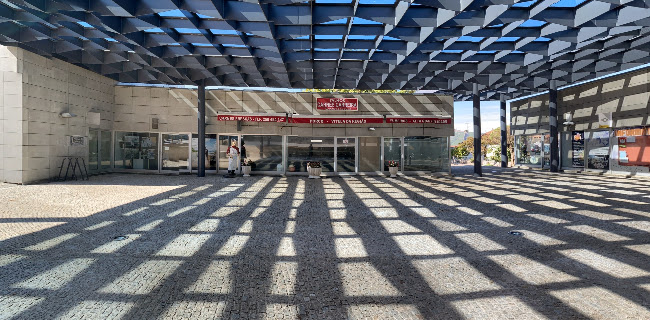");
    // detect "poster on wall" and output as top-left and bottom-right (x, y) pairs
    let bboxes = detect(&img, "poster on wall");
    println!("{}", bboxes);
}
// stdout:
(587, 131), (610, 170)
(572, 131), (585, 167)
(616, 128), (650, 167)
